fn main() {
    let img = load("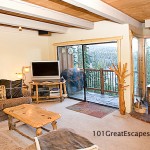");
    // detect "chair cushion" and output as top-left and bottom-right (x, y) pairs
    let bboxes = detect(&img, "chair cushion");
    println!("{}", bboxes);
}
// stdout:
(36, 128), (96, 150)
